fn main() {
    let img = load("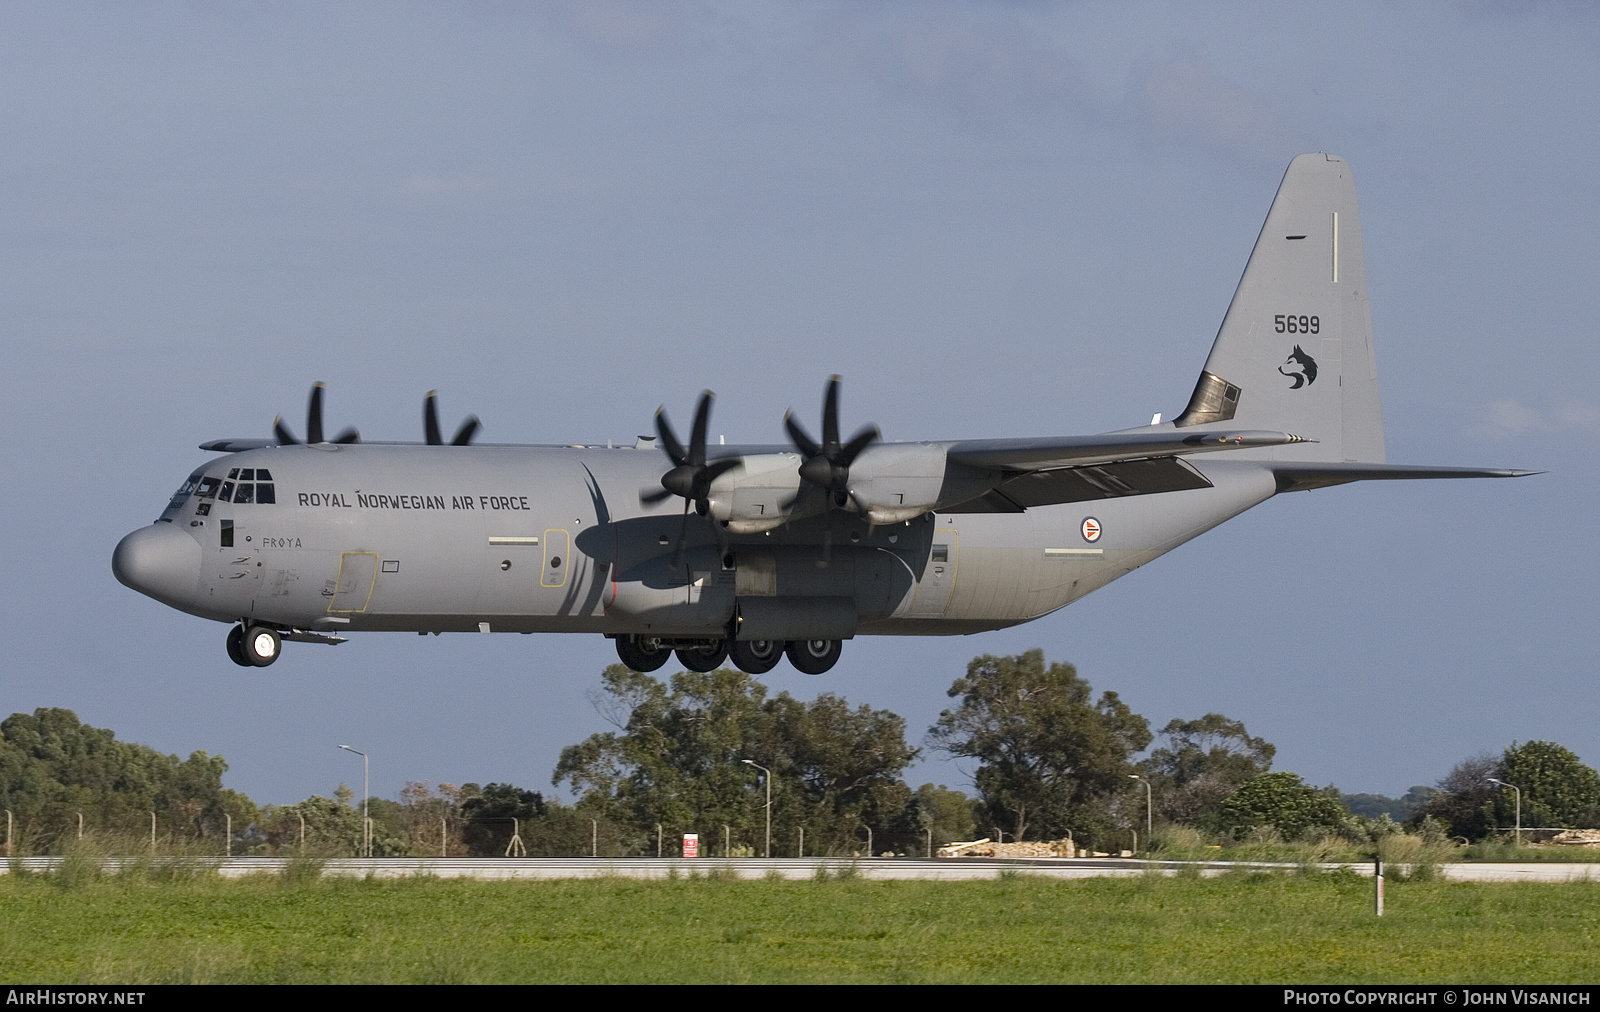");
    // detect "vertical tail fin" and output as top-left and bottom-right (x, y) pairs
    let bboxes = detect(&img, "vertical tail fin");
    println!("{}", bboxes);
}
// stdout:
(1174, 153), (1385, 464)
